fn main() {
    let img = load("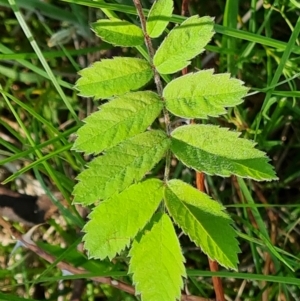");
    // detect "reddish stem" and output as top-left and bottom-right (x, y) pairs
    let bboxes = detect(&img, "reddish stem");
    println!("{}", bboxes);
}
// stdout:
(182, 1), (225, 297)
(181, 0), (190, 17)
